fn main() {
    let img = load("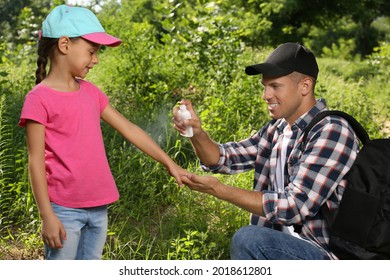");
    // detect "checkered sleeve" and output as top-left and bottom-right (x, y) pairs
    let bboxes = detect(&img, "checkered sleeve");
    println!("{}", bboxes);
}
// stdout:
(201, 132), (262, 174)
